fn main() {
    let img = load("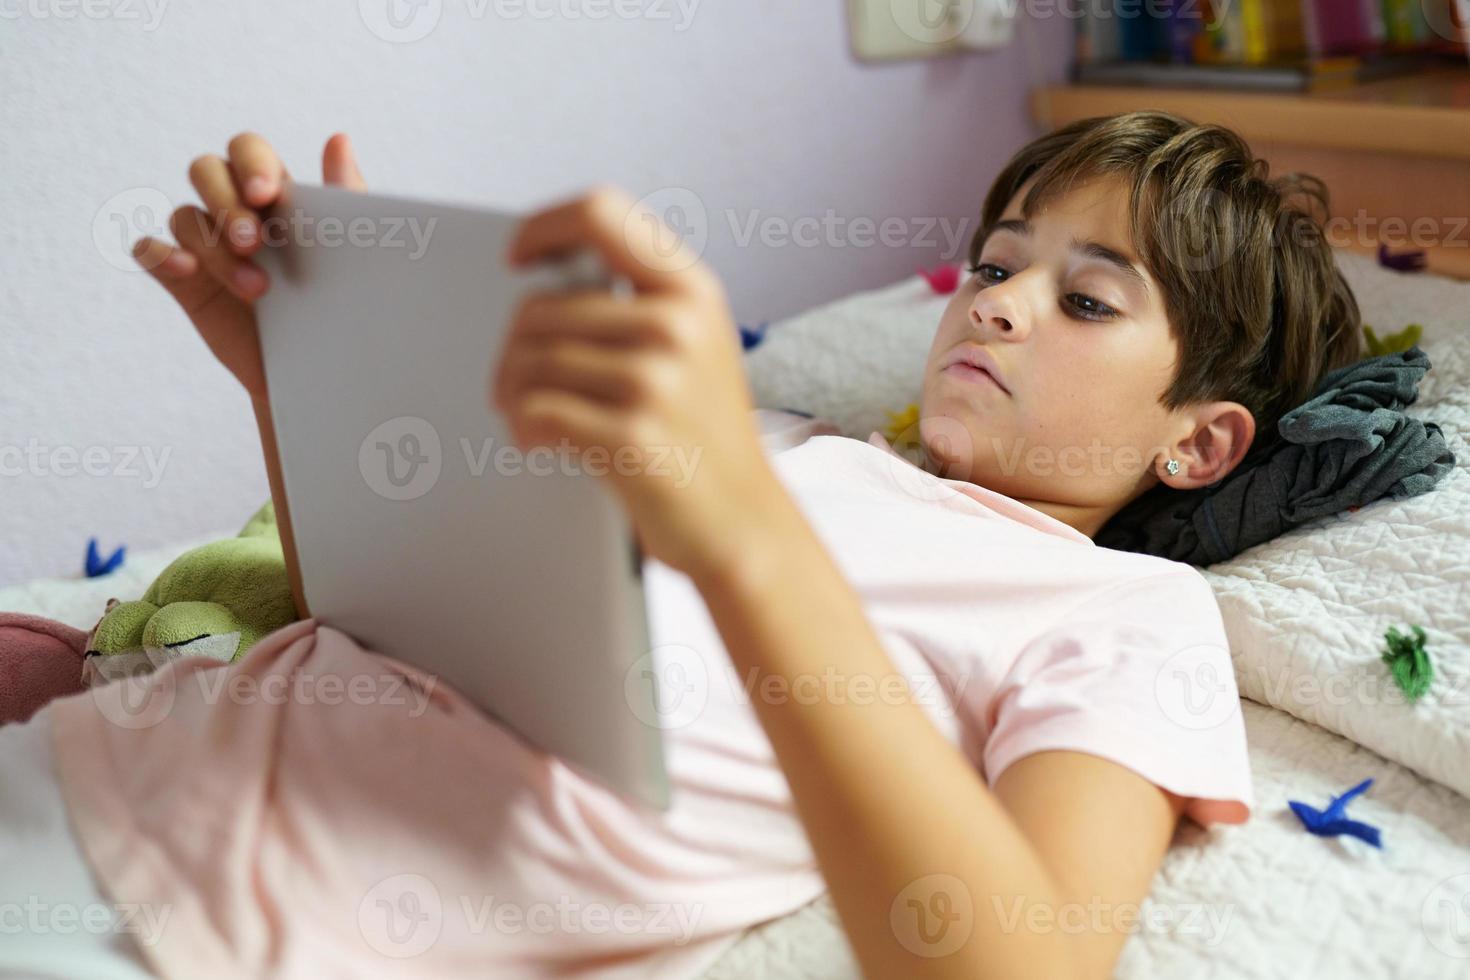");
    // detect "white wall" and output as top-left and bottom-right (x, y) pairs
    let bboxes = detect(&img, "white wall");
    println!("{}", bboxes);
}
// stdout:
(0, 0), (1070, 585)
